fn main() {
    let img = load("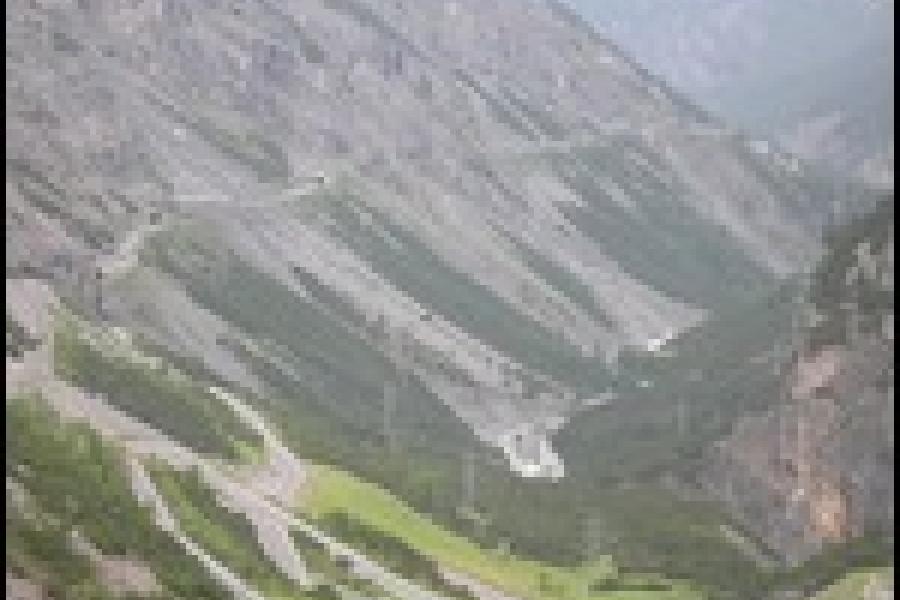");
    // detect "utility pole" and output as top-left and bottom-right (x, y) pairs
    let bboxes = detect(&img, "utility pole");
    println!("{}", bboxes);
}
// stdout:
(676, 396), (689, 438)
(382, 379), (397, 453)
(462, 449), (476, 513)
